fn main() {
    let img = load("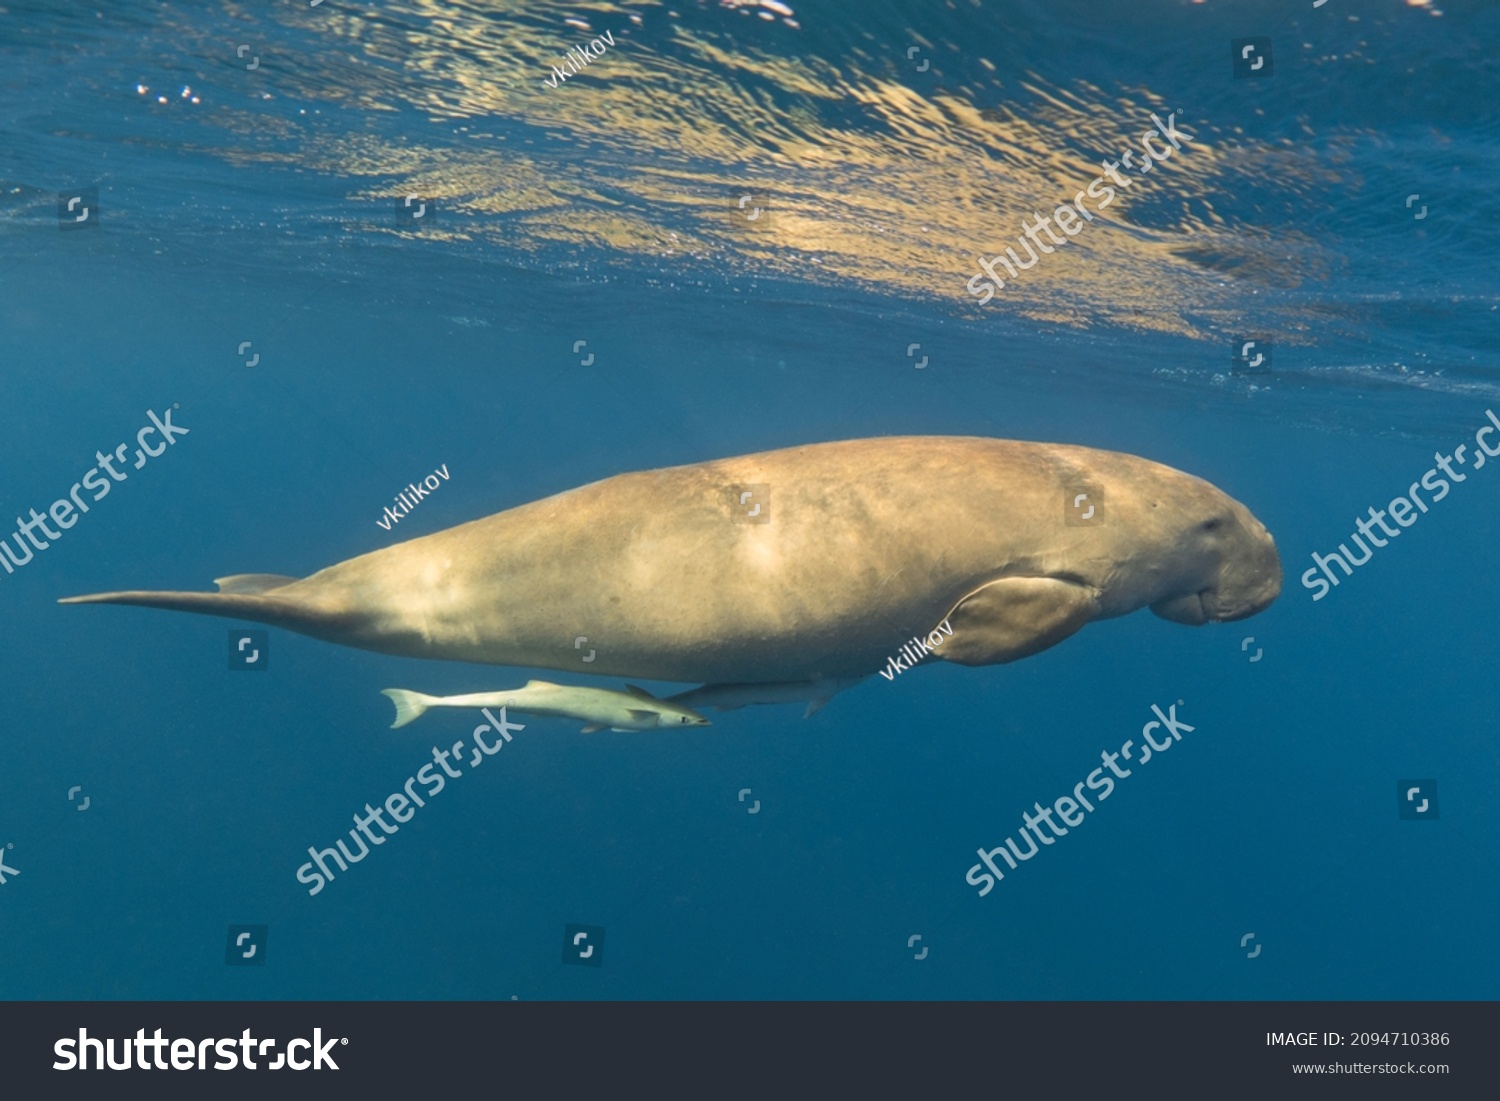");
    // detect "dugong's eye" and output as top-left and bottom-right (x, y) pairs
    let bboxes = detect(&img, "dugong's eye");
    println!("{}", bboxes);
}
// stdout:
(1202, 518), (1222, 532)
